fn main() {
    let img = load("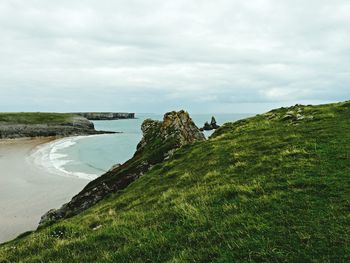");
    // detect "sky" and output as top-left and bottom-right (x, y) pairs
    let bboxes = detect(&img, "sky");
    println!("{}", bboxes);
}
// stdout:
(0, 0), (349, 114)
